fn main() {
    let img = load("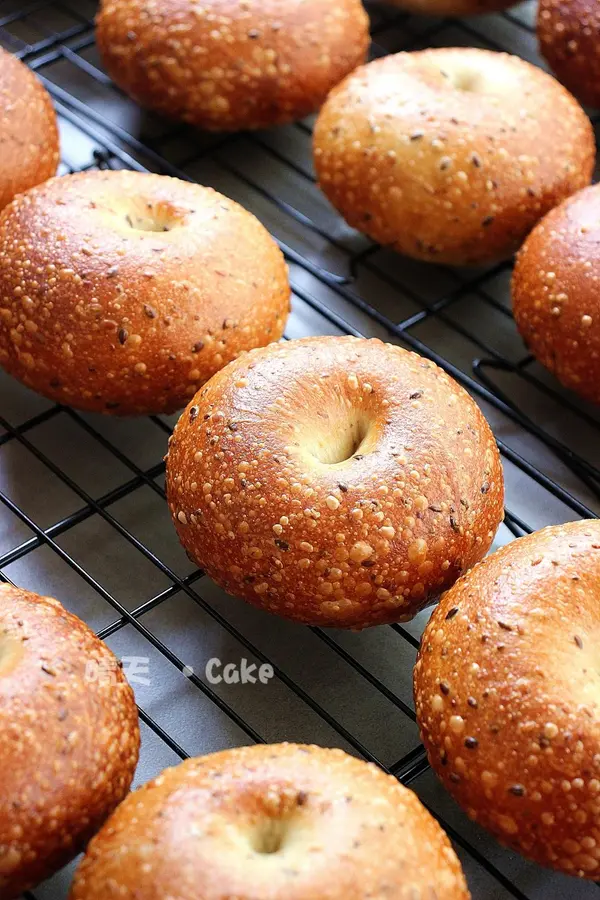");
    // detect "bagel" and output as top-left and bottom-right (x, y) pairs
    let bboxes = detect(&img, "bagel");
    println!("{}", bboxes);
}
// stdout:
(0, 48), (59, 212)
(538, 0), (600, 109)
(0, 170), (290, 415)
(414, 520), (600, 879)
(313, 48), (595, 266)
(166, 335), (504, 629)
(95, 0), (370, 131)
(512, 182), (600, 405)
(70, 743), (471, 900)
(0, 583), (140, 899)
